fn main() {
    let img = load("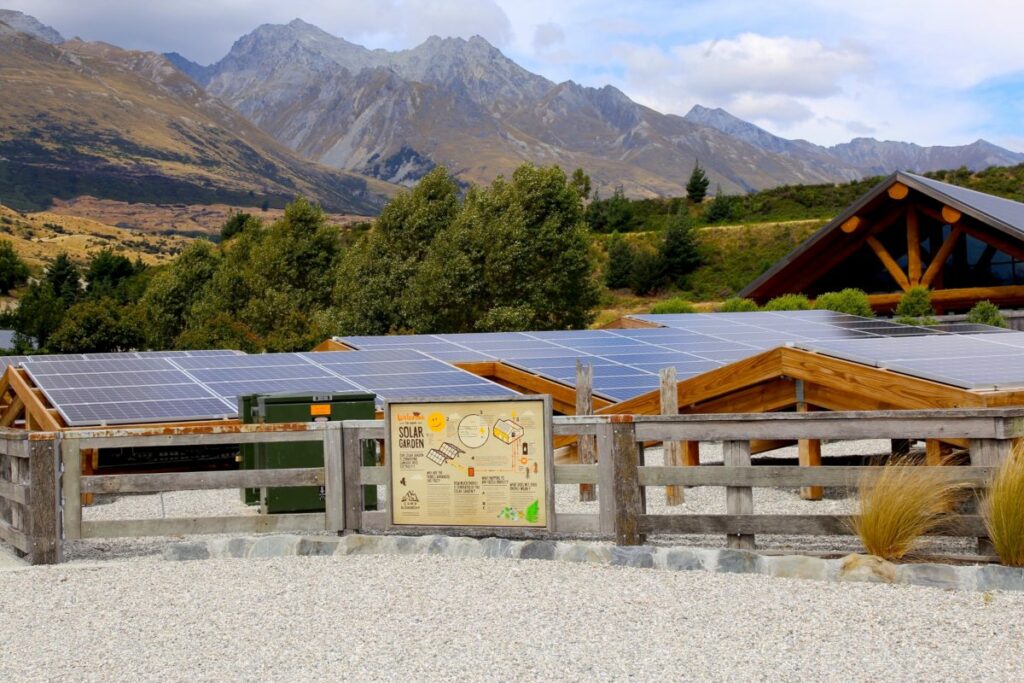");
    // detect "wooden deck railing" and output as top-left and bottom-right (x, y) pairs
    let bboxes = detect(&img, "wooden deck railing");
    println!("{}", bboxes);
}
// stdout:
(3, 407), (1022, 564)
